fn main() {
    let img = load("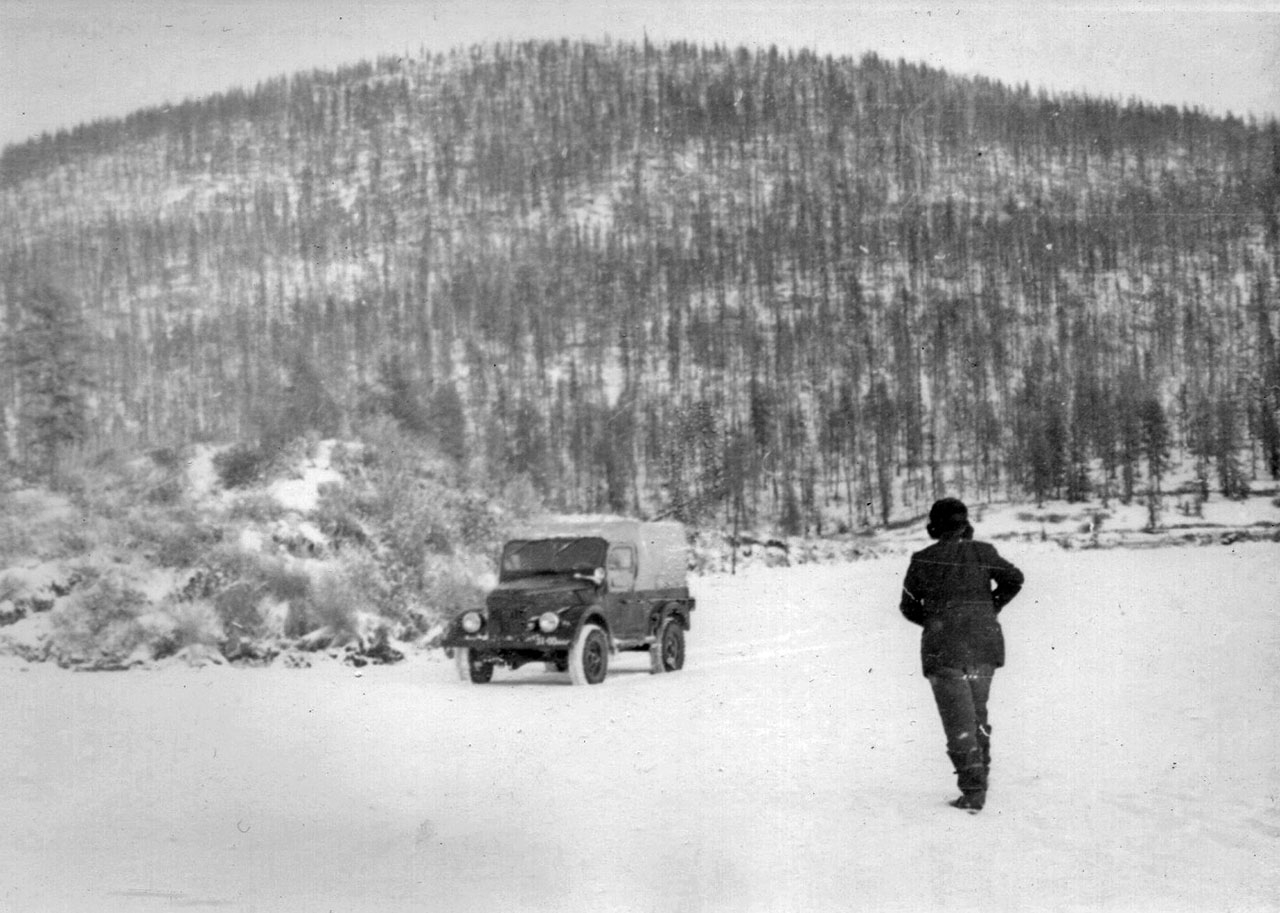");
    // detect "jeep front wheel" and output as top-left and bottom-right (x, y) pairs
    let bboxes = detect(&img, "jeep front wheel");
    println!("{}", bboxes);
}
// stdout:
(650, 617), (685, 673)
(568, 624), (609, 685)
(455, 648), (493, 684)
